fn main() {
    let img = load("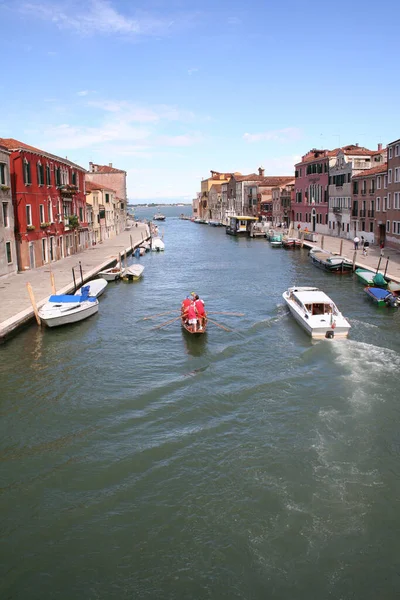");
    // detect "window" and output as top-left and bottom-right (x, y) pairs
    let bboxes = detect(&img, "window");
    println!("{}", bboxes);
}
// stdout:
(395, 168), (400, 183)
(384, 174), (388, 188)
(388, 193), (391, 209)
(386, 220), (390, 233)
(383, 197), (388, 211)
(46, 164), (51, 186)
(395, 145), (399, 157)
(39, 204), (45, 223)
(55, 166), (61, 186)
(23, 159), (31, 185)
(79, 207), (83, 221)
(6, 241), (12, 264)
(389, 147), (393, 159)
(370, 222), (374, 233)
(377, 176), (381, 190)
(0, 162), (7, 185)
(72, 171), (77, 186)
(26, 204), (32, 225)
(105, 193), (110, 203)
(388, 169), (392, 184)
(395, 192), (400, 210)
(376, 197), (381, 211)
(353, 181), (358, 194)
(2, 202), (9, 227)
(37, 162), (44, 185)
